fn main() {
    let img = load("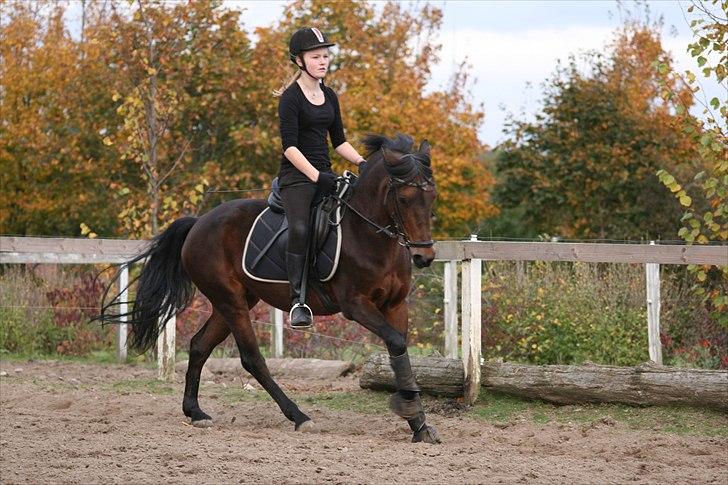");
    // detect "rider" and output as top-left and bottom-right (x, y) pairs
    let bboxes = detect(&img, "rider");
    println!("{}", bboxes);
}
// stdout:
(276, 27), (367, 328)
